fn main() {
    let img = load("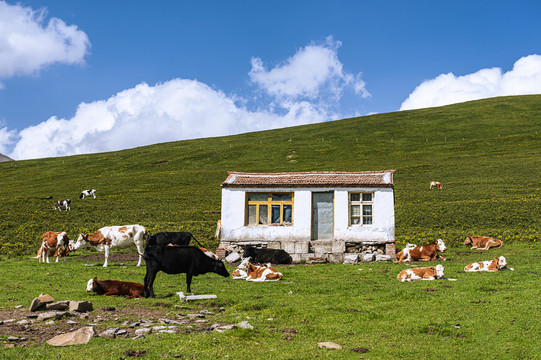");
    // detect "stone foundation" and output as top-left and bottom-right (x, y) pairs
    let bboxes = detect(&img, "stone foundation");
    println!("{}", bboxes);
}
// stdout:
(218, 239), (395, 263)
